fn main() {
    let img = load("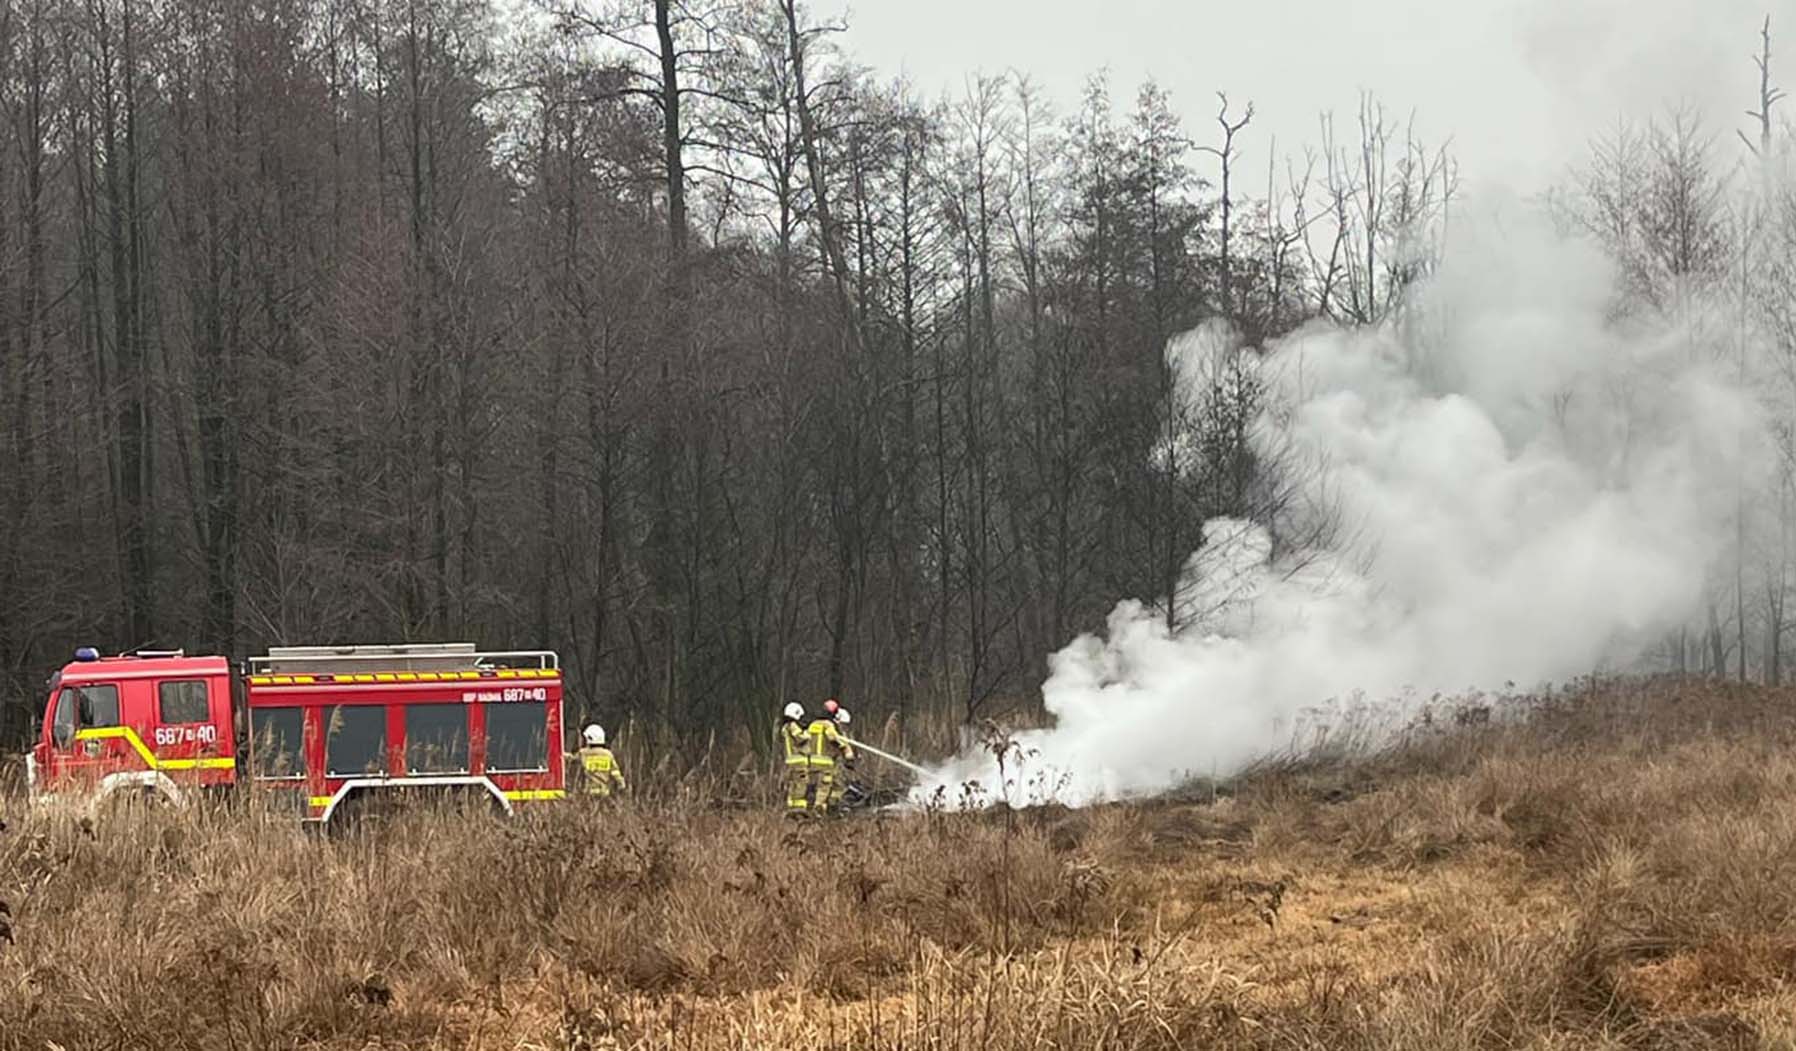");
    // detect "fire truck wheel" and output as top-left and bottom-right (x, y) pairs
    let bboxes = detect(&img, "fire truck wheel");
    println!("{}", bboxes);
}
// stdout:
(325, 791), (394, 837)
